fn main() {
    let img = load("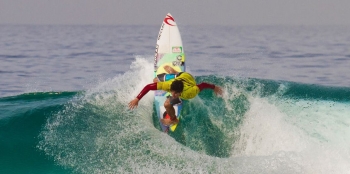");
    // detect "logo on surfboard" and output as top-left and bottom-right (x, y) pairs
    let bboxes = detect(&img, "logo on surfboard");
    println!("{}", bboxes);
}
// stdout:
(164, 15), (175, 26)
(172, 47), (182, 53)
(172, 55), (184, 66)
